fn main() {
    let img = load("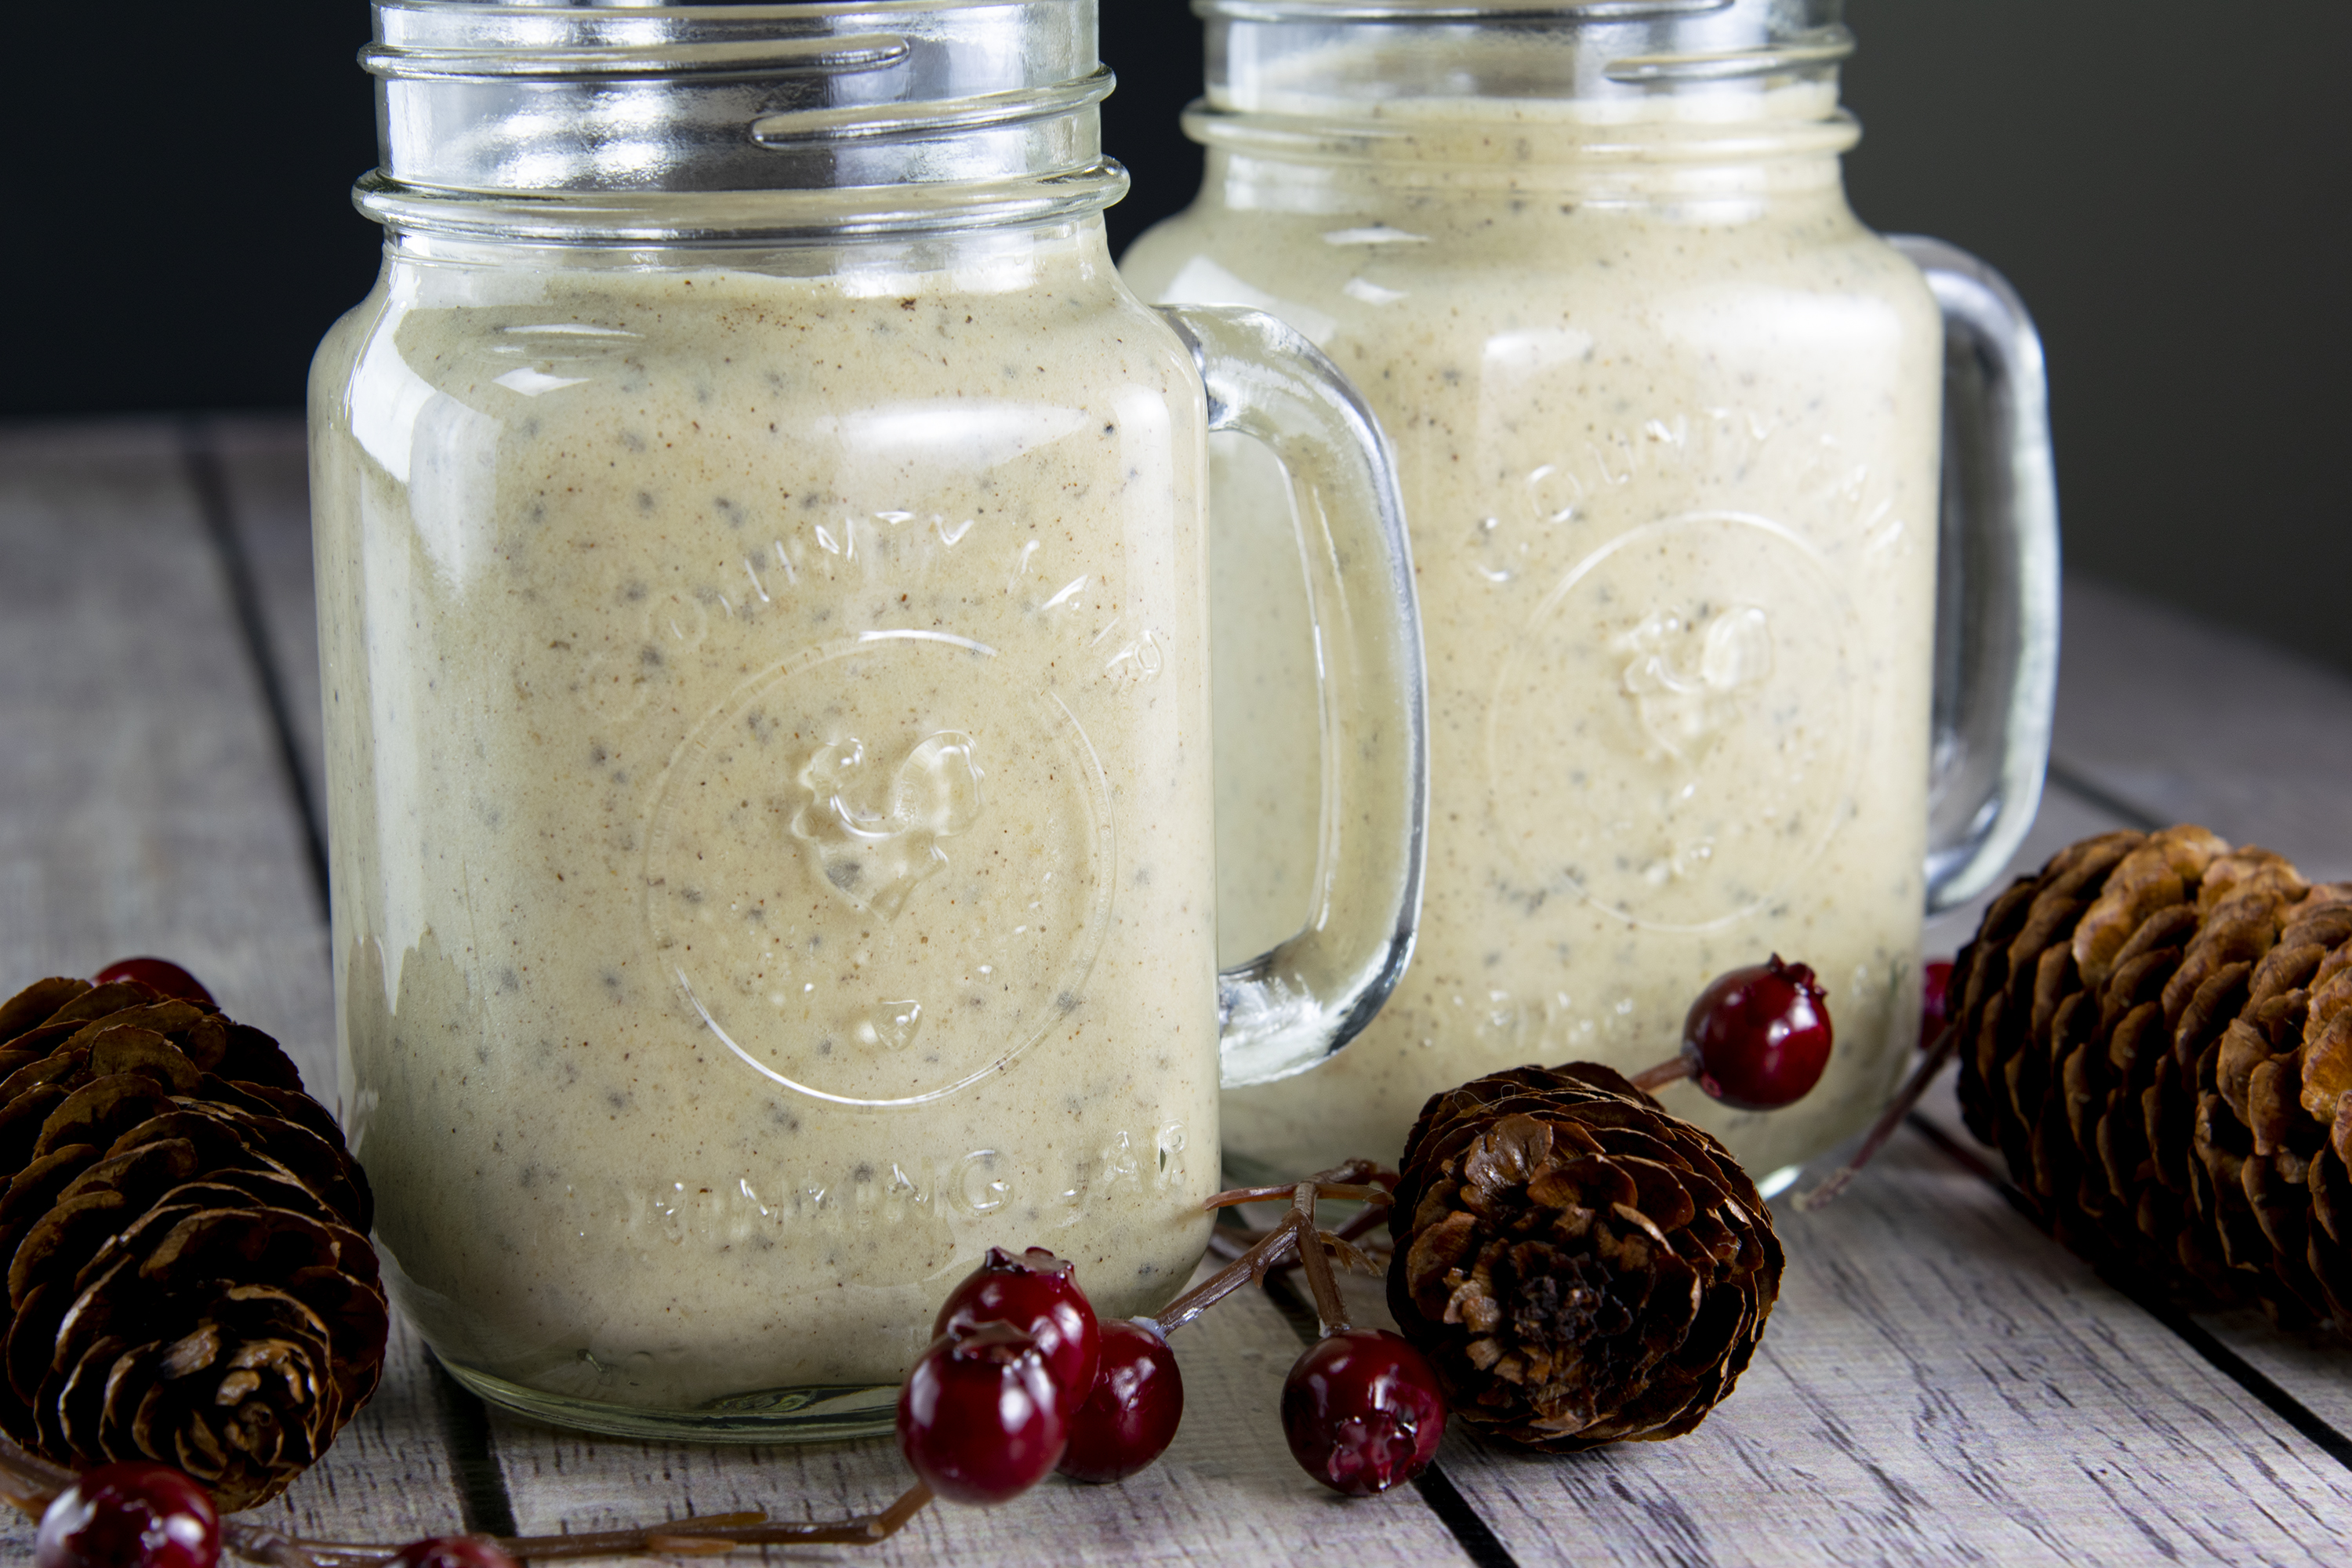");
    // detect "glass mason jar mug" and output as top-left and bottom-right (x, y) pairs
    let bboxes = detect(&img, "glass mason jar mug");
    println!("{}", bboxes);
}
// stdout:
(1125, 0), (2060, 1185)
(311, 0), (1424, 1439)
